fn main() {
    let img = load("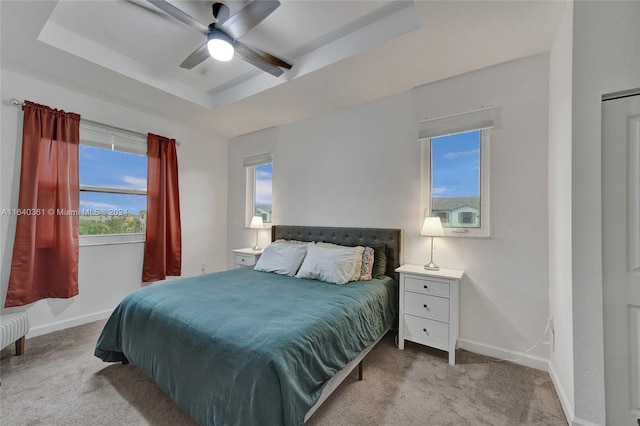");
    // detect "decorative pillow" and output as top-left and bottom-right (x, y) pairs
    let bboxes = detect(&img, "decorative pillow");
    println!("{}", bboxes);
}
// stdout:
(316, 242), (364, 282)
(295, 243), (364, 285)
(359, 247), (375, 281)
(368, 243), (388, 278)
(253, 242), (308, 276)
(274, 239), (310, 245)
